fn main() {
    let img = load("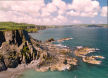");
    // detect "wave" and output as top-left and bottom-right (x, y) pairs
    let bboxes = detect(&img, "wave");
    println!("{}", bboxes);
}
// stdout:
(76, 46), (100, 50)
(56, 44), (67, 48)
(76, 46), (83, 49)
